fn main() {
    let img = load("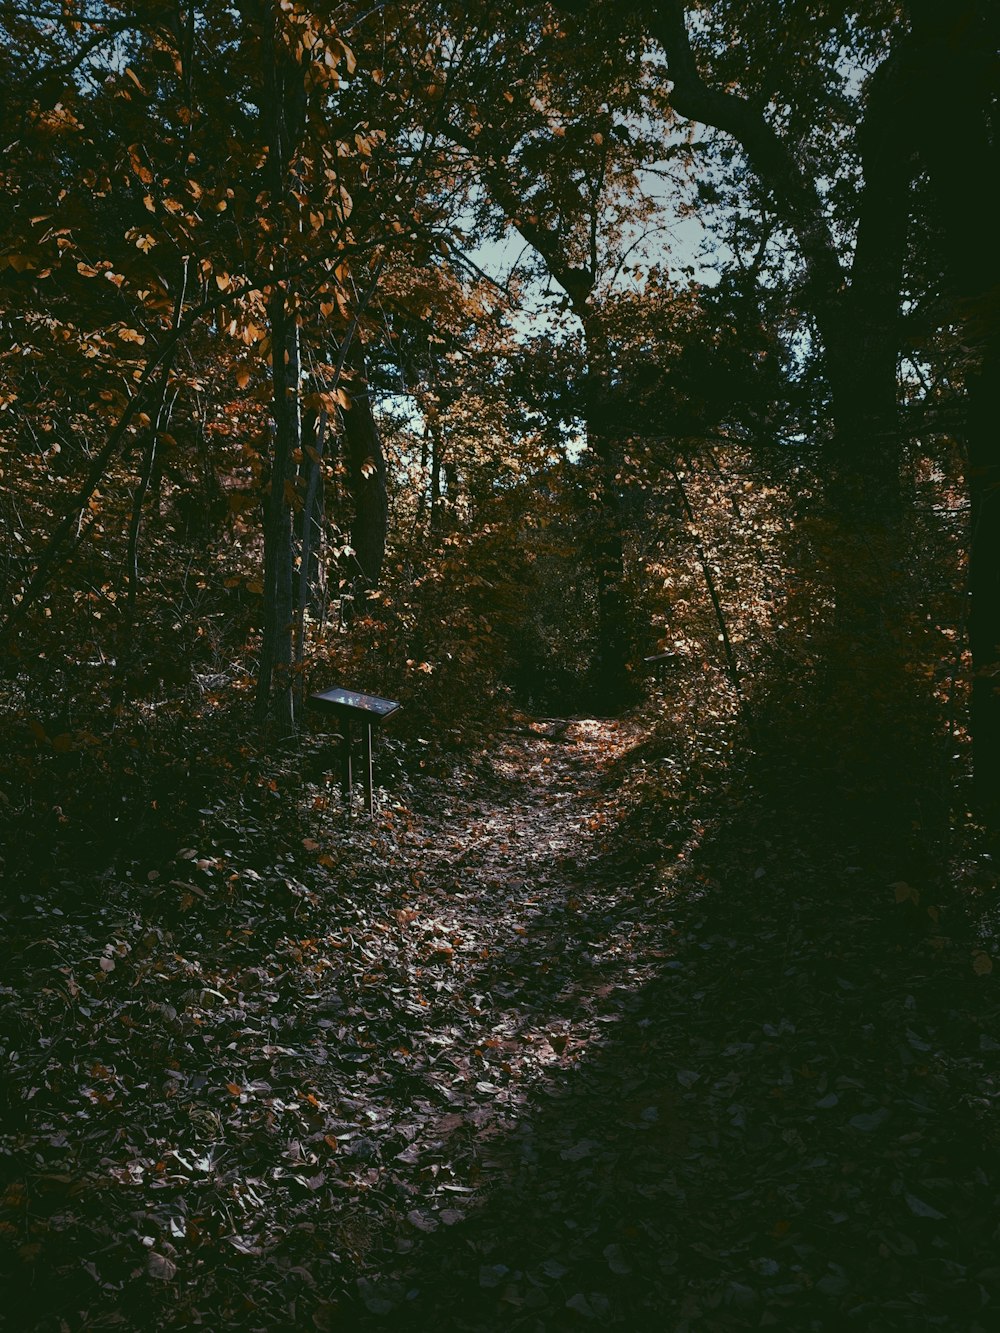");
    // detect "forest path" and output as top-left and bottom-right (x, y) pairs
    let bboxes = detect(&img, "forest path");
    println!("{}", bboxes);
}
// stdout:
(304, 710), (669, 1216)
(328, 715), (1000, 1332)
(3, 711), (674, 1333)
(3, 711), (998, 1332)
(378, 712), (660, 1053)
(308, 709), (697, 1320)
